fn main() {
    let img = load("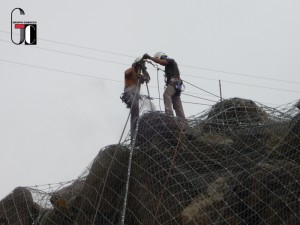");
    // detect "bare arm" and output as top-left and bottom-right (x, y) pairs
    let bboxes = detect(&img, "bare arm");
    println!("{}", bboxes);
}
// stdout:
(148, 56), (168, 66)
(142, 53), (168, 66)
